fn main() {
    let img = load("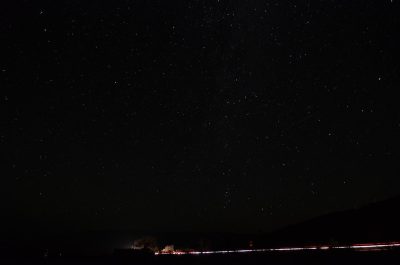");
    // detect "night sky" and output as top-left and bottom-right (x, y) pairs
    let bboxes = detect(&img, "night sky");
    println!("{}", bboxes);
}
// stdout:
(2, 1), (400, 235)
